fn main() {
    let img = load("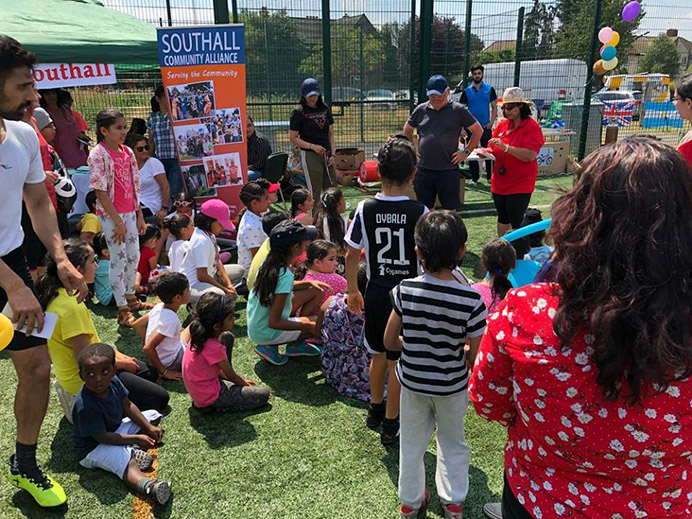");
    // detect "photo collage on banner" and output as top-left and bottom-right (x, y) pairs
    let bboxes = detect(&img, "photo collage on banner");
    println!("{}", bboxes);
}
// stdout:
(157, 25), (247, 218)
